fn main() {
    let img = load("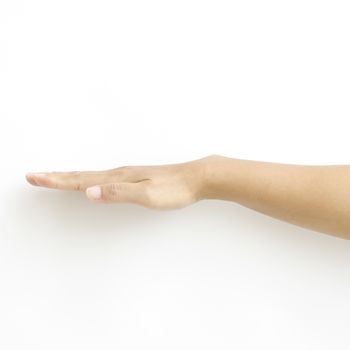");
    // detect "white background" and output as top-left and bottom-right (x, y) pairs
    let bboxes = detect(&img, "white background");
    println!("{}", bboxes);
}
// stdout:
(1, 0), (350, 349)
